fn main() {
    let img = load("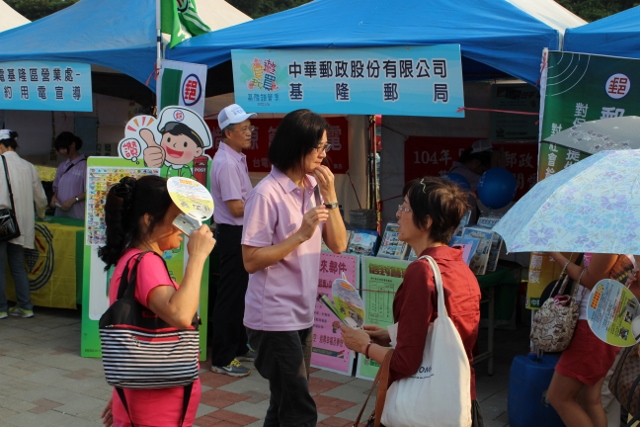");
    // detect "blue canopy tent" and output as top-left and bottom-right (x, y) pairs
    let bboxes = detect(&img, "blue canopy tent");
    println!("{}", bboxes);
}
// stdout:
(169, 0), (585, 88)
(0, 0), (157, 104)
(564, 6), (640, 57)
